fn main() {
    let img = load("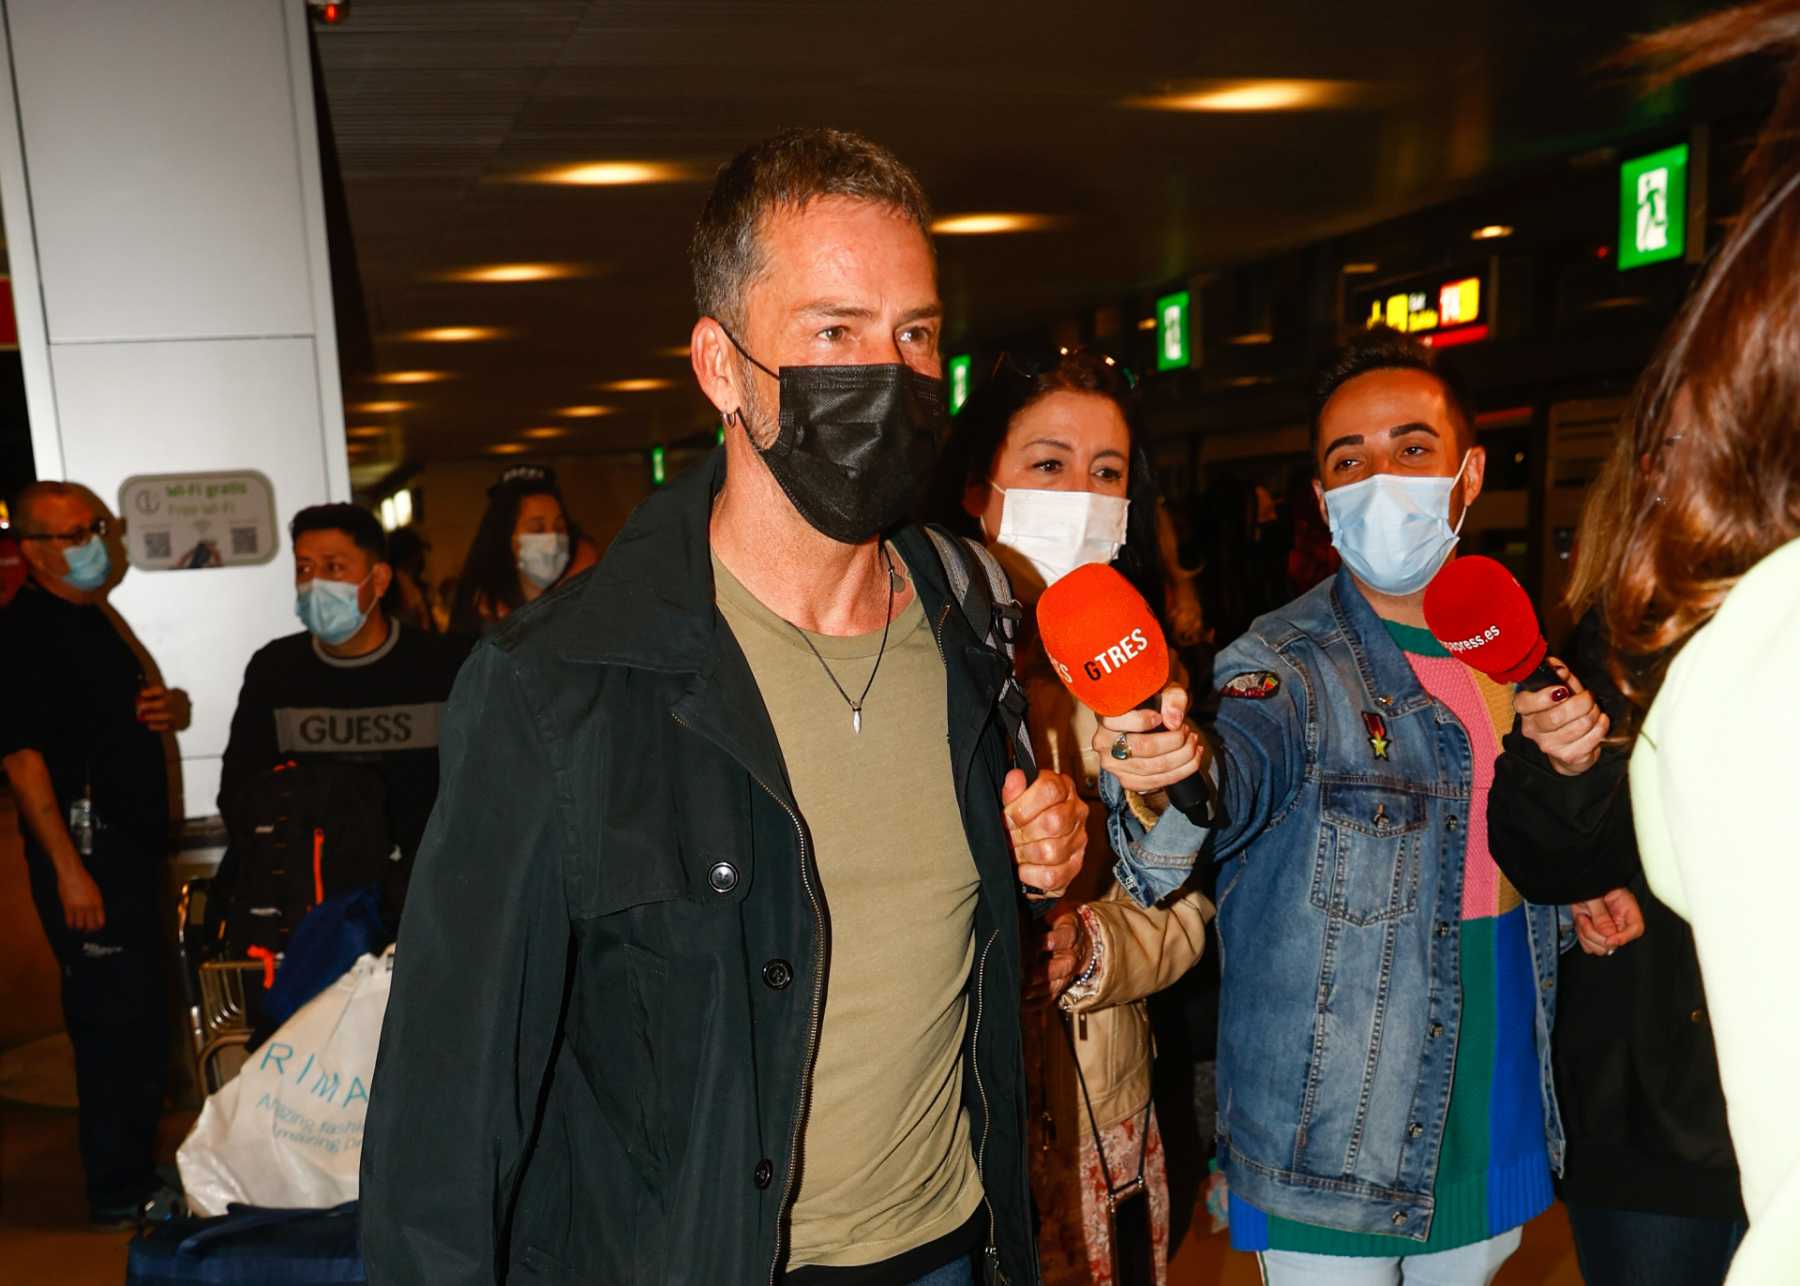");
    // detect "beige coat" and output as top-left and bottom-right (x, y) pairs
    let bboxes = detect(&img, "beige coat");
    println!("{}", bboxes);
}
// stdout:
(1025, 670), (1213, 1134)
